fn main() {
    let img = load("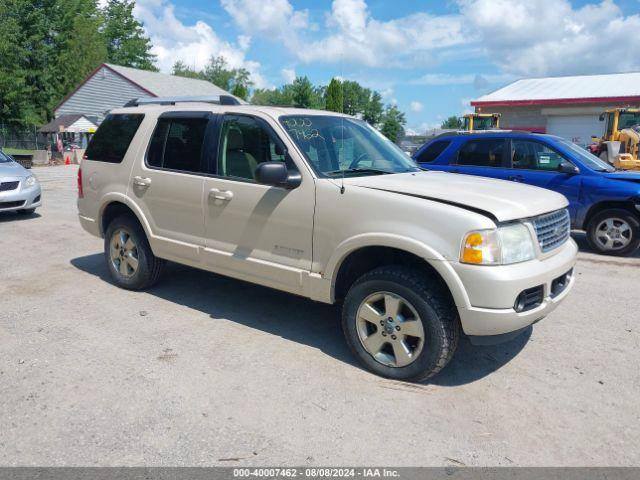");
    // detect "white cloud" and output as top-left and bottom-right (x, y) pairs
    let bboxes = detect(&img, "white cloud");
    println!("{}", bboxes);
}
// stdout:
(133, 0), (269, 88)
(411, 72), (515, 86)
(409, 101), (424, 113)
(281, 68), (297, 84)
(221, 0), (310, 38)
(458, 0), (640, 76)
(223, 0), (464, 68)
